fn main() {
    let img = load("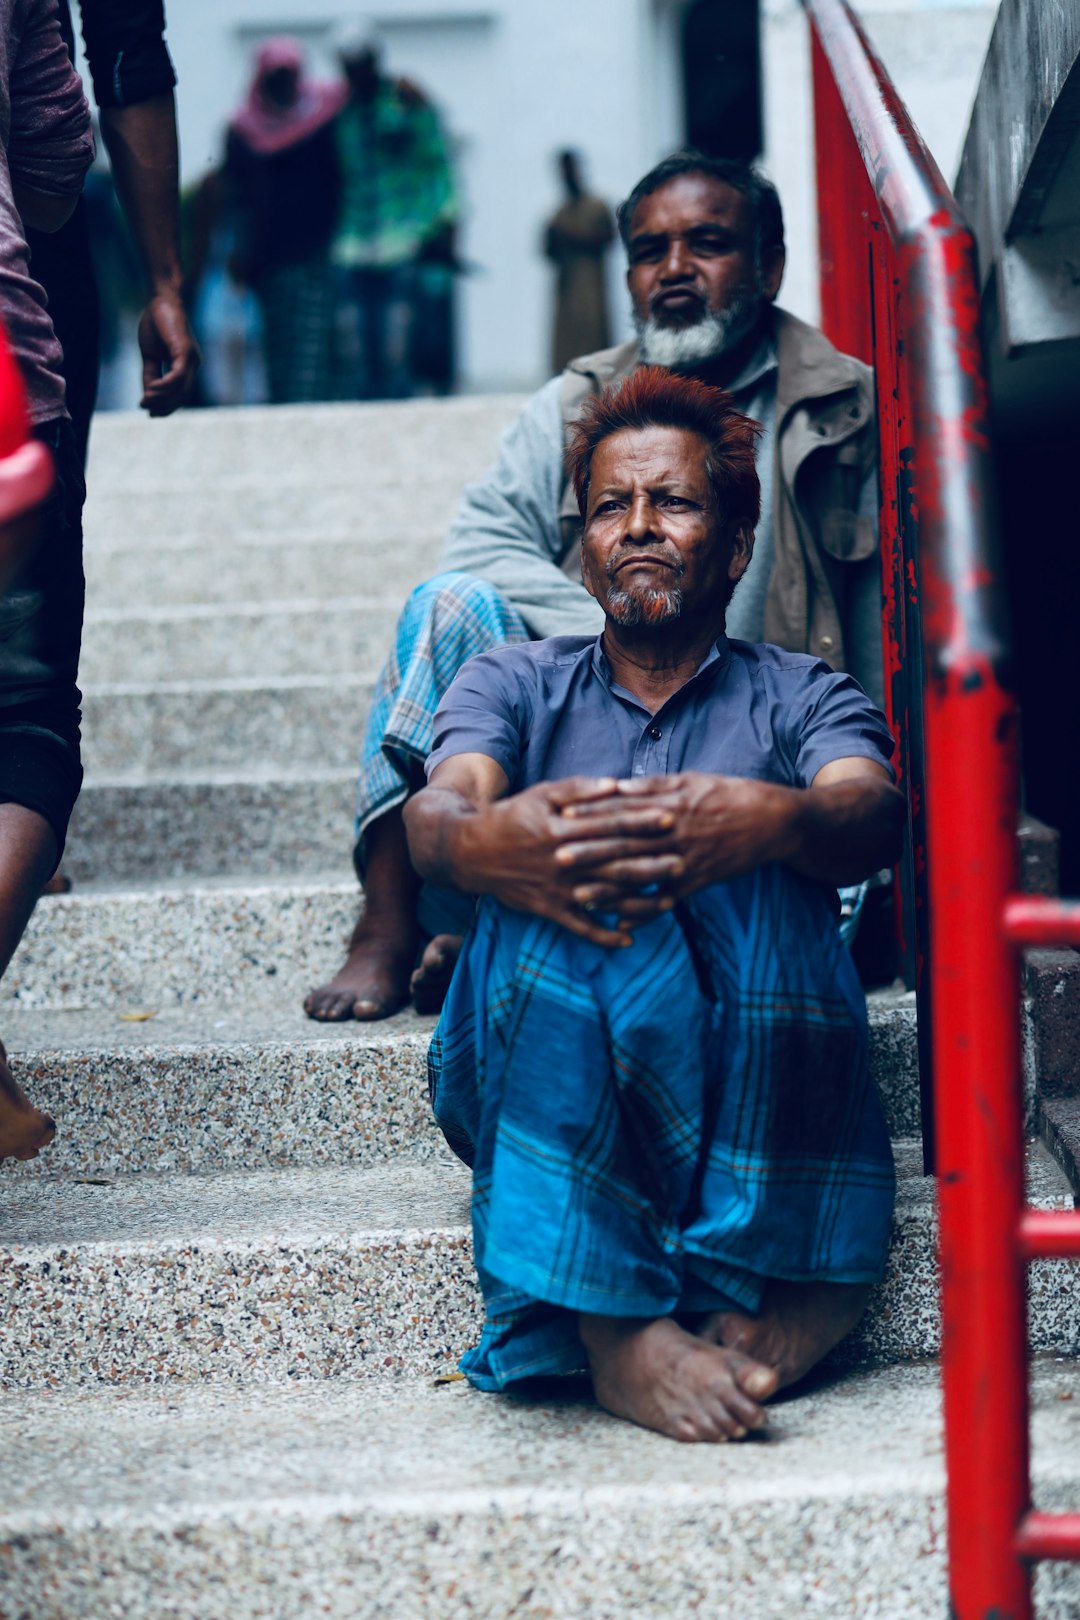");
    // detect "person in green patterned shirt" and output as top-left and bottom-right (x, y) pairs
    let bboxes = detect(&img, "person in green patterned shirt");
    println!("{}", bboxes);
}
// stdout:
(331, 22), (458, 400)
